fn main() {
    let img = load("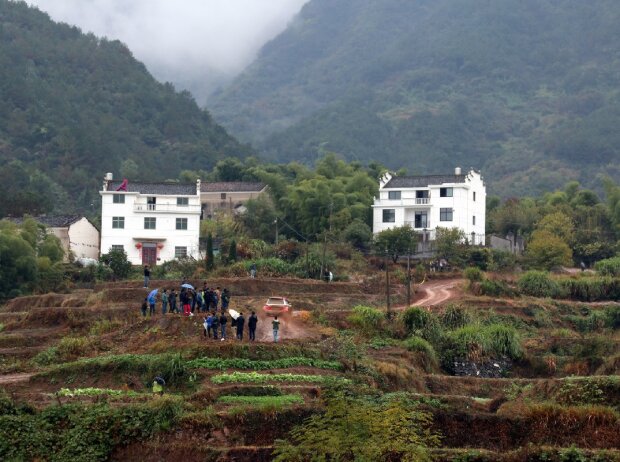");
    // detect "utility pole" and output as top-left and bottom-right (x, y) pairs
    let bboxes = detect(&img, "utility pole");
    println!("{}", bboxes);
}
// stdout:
(406, 248), (411, 308)
(385, 248), (391, 319)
